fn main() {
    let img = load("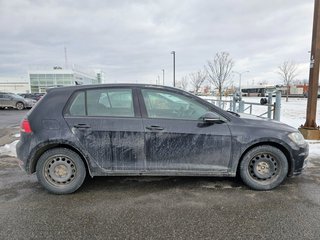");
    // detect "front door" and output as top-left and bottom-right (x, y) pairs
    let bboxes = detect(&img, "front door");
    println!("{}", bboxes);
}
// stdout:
(64, 87), (146, 171)
(139, 88), (232, 173)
